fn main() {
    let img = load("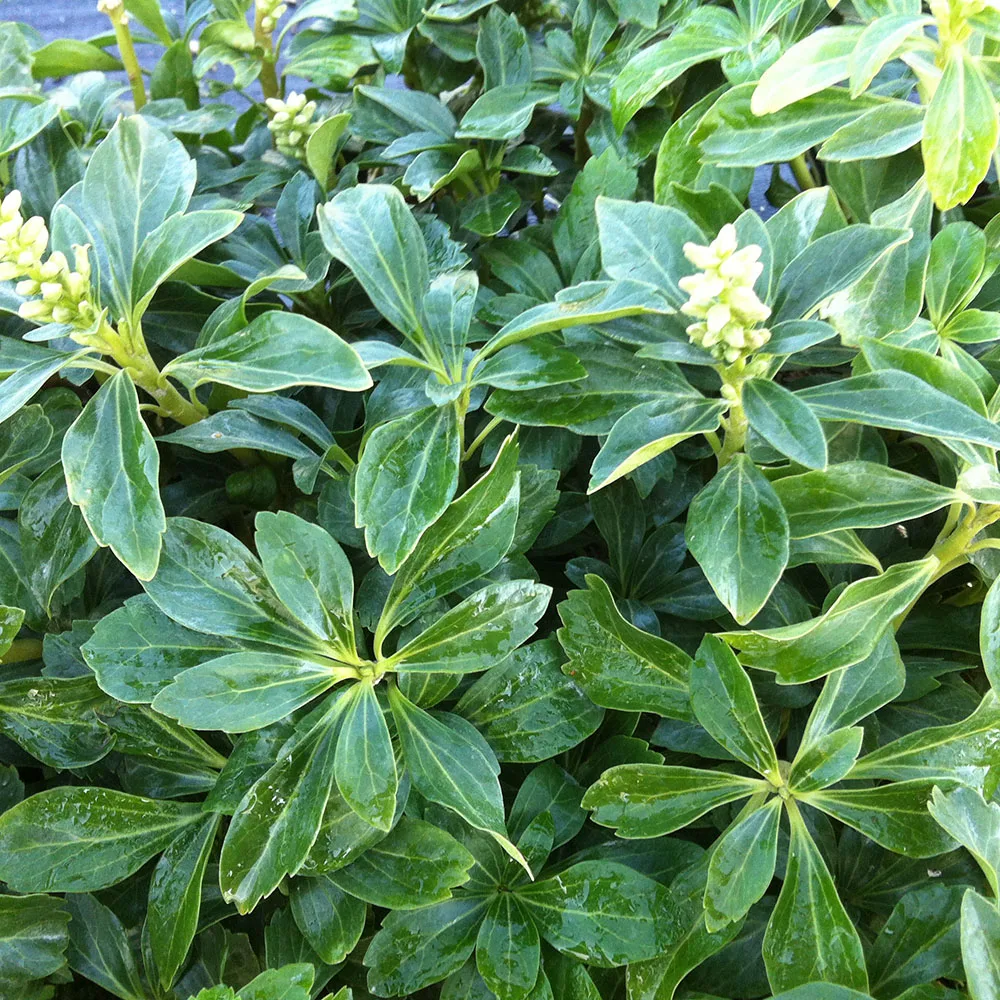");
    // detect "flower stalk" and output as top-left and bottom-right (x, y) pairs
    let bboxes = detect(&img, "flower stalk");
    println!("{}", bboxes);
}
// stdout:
(97, 0), (146, 109)
(254, 0), (284, 102)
